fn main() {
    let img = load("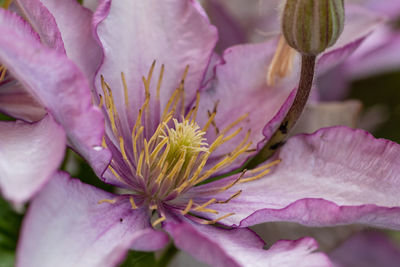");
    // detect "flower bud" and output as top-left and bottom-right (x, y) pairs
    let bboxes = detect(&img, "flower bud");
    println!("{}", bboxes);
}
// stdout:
(281, 0), (345, 55)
